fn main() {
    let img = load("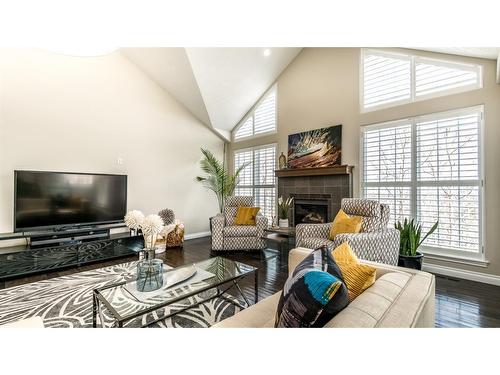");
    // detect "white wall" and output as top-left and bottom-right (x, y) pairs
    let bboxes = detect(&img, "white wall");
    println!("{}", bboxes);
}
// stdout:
(0, 49), (224, 243)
